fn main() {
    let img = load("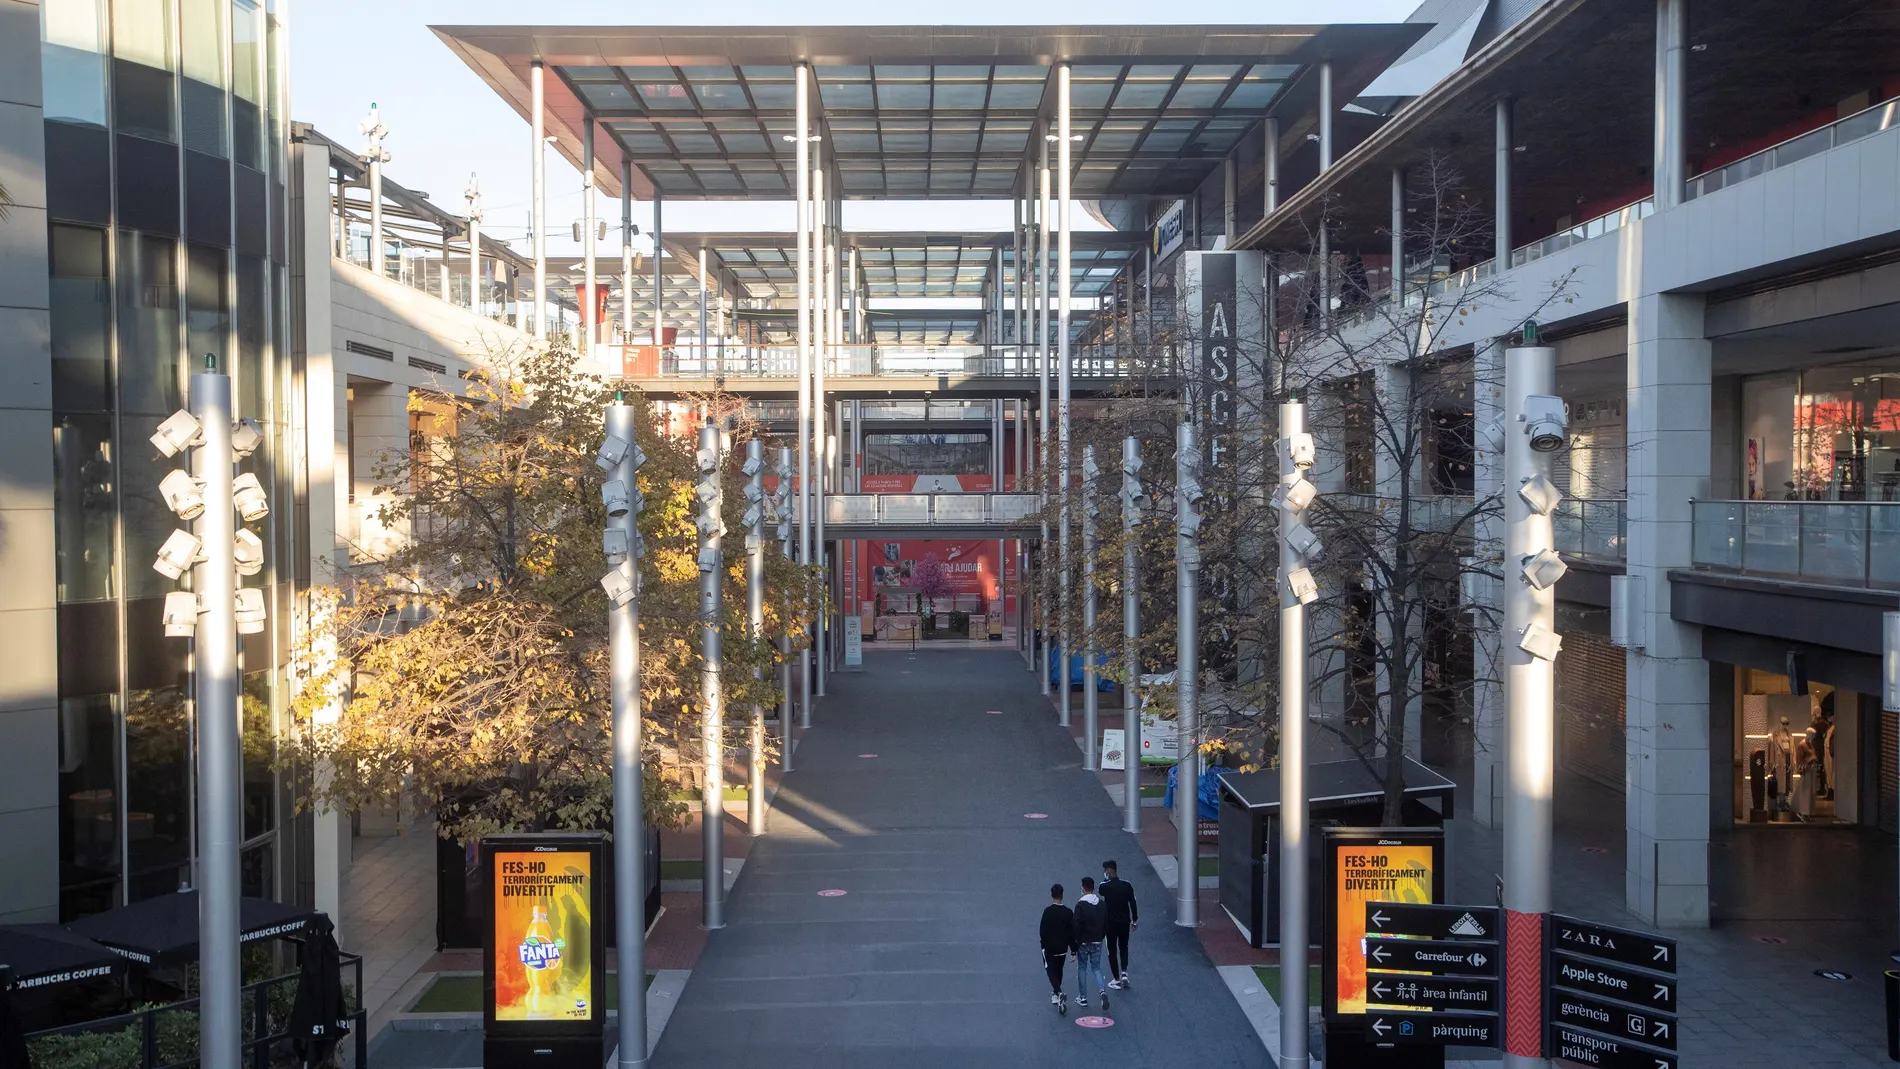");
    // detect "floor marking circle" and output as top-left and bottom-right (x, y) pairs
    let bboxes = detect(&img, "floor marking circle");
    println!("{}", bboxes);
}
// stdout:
(986, 709), (1004, 715)
(859, 753), (878, 758)
(1075, 1015), (1114, 1028)
(816, 889), (848, 897)
(1815, 969), (1852, 981)
(1024, 813), (1048, 819)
